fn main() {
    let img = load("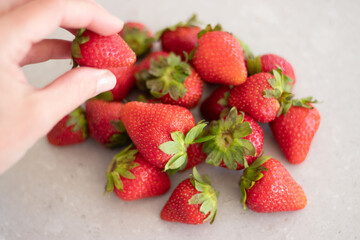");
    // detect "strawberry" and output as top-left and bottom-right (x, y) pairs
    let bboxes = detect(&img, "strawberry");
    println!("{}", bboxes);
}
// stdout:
(95, 65), (136, 101)
(105, 145), (170, 201)
(202, 107), (263, 170)
(47, 107), (88, 146)
(270, 98), (320, 164)
(157, 14), (200, 60)
(119, 22), (153, 57)
(161, 167), (218, 224)
(86, 99), (130, 148)
(71, 28), (136, 68)
(239, 155), (307, 212)
(200, 85), (231, 121)
(121, 102), (210, 173)
(192, 25), (247, 85)
(247, 54), (296, 85)
(136, 52), (203, 109)
(228, 69), (294, 122)
(134, 51), (170, 90)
